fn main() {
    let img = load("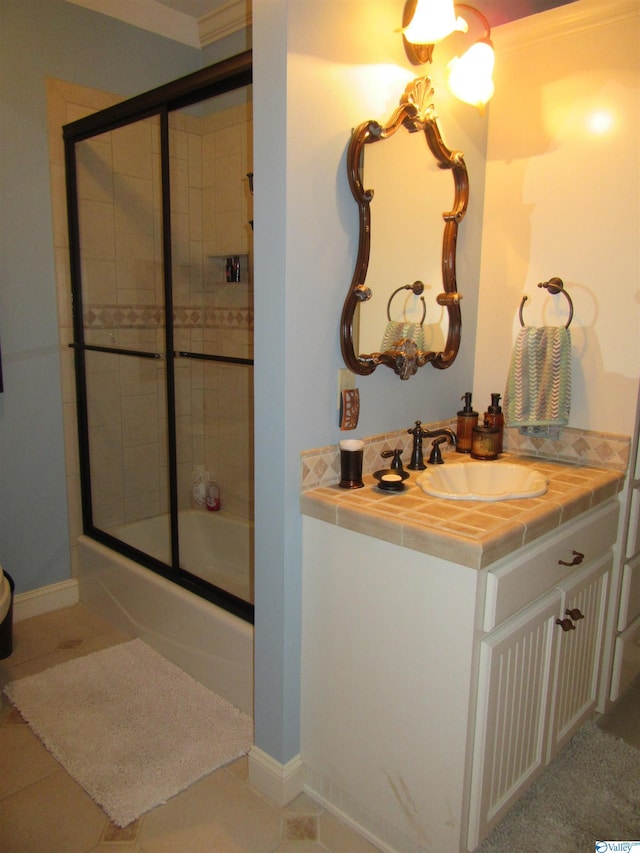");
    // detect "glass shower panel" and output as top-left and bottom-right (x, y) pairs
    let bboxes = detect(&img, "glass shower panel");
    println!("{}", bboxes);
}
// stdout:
(84, 349), (171, 563)
(169, 88), (254, 605)
(75, 117), (164, 356)
(169, 89), (253, 363)
(177, 358), (254, 603)
(76, 113), (171, 565)
(65, 52), (254, 622)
